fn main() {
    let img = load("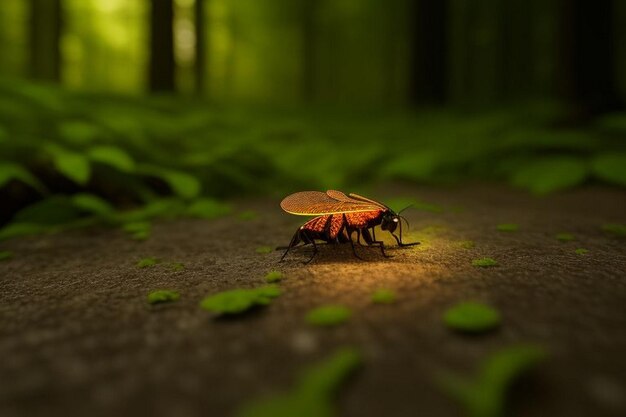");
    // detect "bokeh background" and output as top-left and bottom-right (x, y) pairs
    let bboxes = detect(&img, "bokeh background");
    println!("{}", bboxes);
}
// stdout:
(1, 0), (625, 235)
